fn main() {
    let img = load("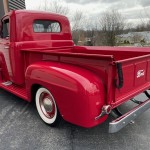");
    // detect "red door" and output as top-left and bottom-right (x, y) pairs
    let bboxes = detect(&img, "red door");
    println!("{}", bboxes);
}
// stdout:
(0, 17), (12, 81)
